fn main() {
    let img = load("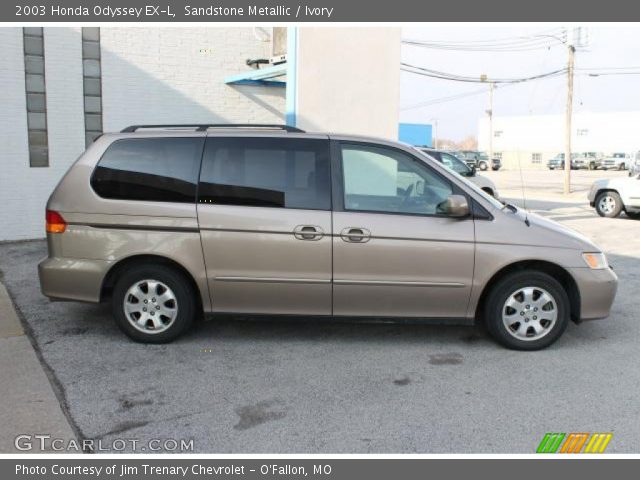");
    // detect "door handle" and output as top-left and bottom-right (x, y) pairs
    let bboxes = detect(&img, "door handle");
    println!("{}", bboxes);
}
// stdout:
(293, 225), (324, 241)
(340, 227), (371, 243)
